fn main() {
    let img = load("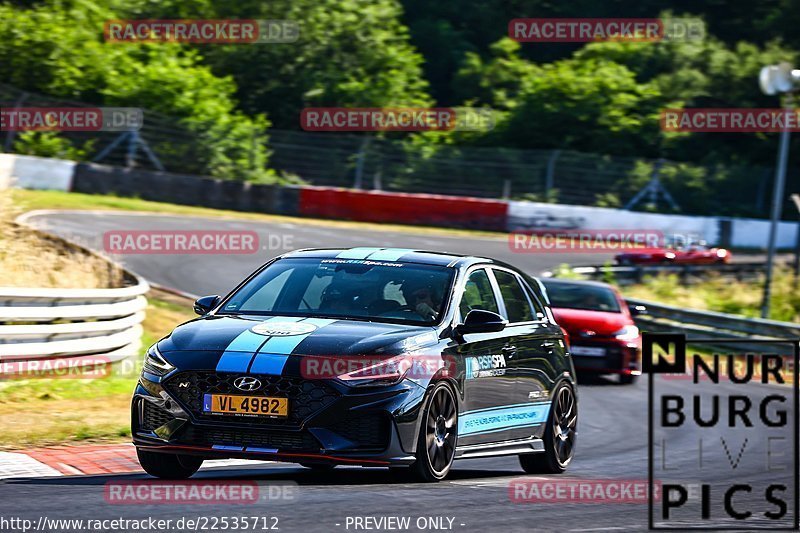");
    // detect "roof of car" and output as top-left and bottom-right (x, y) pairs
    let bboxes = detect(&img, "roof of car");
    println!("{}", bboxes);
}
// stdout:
(539, 277), (617, 290)
(282, 248), (492, 268)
